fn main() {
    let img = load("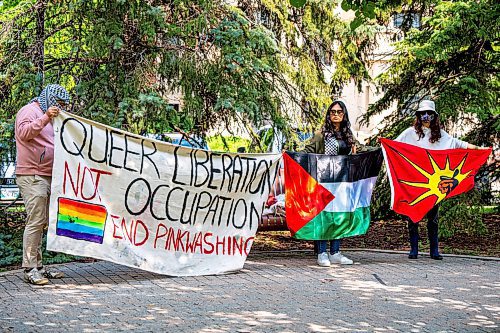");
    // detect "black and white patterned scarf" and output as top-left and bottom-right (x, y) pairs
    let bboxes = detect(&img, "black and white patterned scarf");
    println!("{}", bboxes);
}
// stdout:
(324, 133), (339, 155)
(30, 84), (70, 113)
